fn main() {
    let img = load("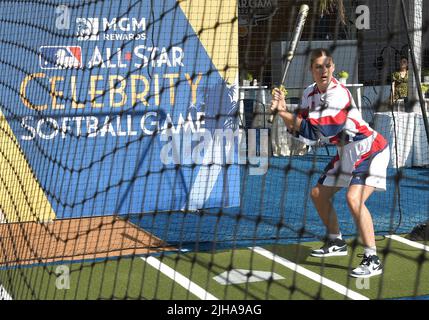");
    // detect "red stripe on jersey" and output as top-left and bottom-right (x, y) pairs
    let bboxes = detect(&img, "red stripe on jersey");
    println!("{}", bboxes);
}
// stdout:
(308, 101), (351, 126)
(308, 84), (352, 127)
(350, 118), (373, 138)
(354, 133), (388, 168)
(310, 84), (352, 126)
